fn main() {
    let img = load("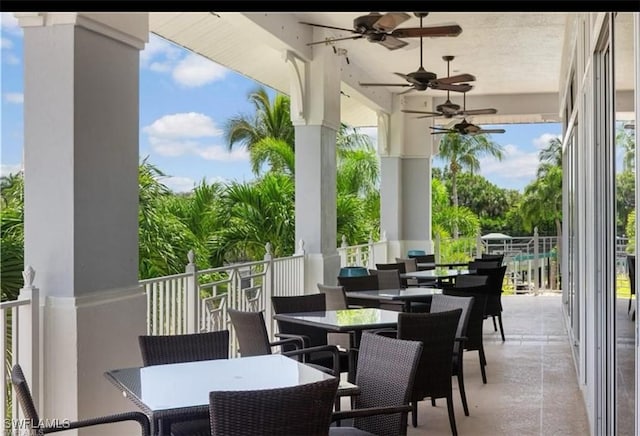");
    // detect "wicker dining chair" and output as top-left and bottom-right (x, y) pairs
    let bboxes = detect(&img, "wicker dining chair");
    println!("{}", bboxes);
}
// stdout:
(272, 294), (350, 370)
(227, 308), (341, 376)
(138, 330), (230, 366)
(330, 332), (423, 436)
(209, 377), (340, 436)
(627, 255), (636, 320)
(481, 253), (505, 263)
(376, 262), (409, 288)
(394, 309), (462, 434)
(317, 284), (352, 351)
(337, 274), (379, 308)
(138, 331), (231, 436)
(11, 364), (151, 435)
(443, 288), (489, 384)
(429, 294), (474, 417)
(473, 265), (508, 341)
